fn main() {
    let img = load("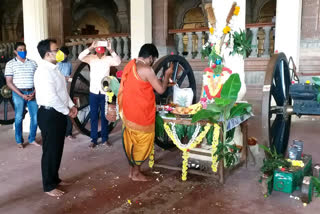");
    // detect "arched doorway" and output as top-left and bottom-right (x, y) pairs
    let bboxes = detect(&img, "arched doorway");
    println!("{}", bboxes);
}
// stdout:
(181, 6), (206, 54)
